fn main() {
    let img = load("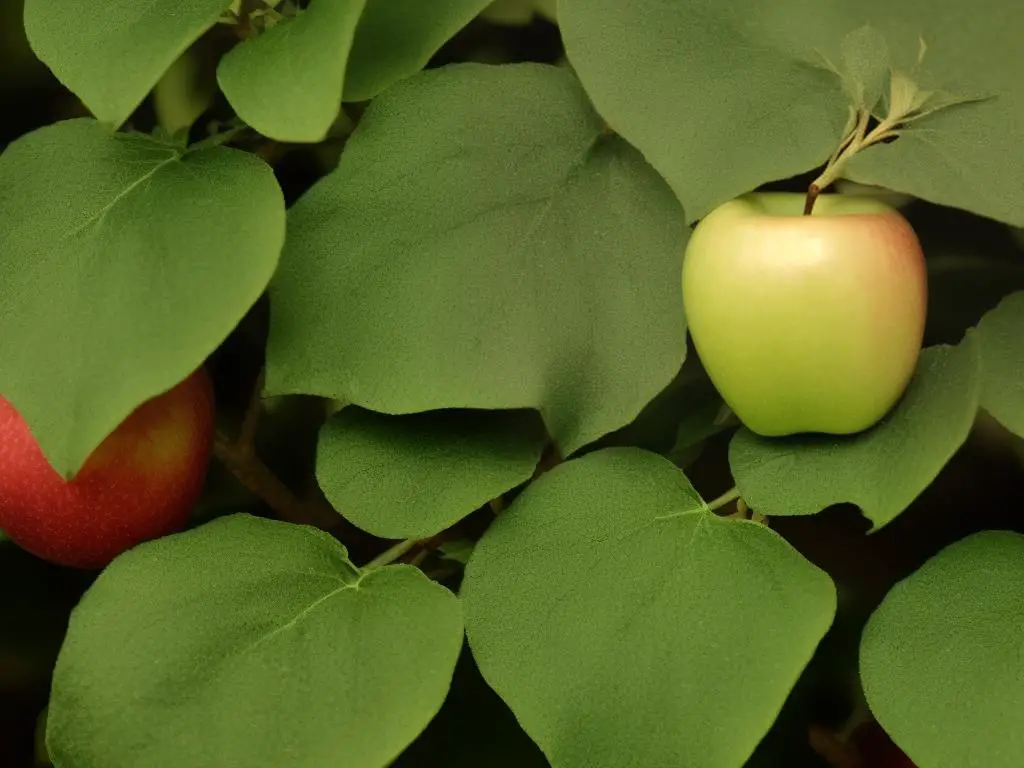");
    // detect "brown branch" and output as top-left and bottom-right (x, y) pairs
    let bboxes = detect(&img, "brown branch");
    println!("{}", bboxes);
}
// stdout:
(214, 433), (335, 529)
(237, 368), (265, 453)
(213, 368), (342, 532)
